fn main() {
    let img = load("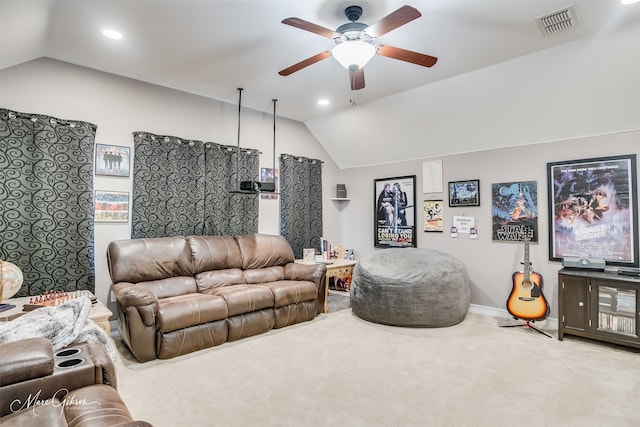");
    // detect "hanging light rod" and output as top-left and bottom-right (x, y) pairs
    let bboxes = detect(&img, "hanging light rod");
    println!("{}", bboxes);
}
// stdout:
(231, 88), (279, 195)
